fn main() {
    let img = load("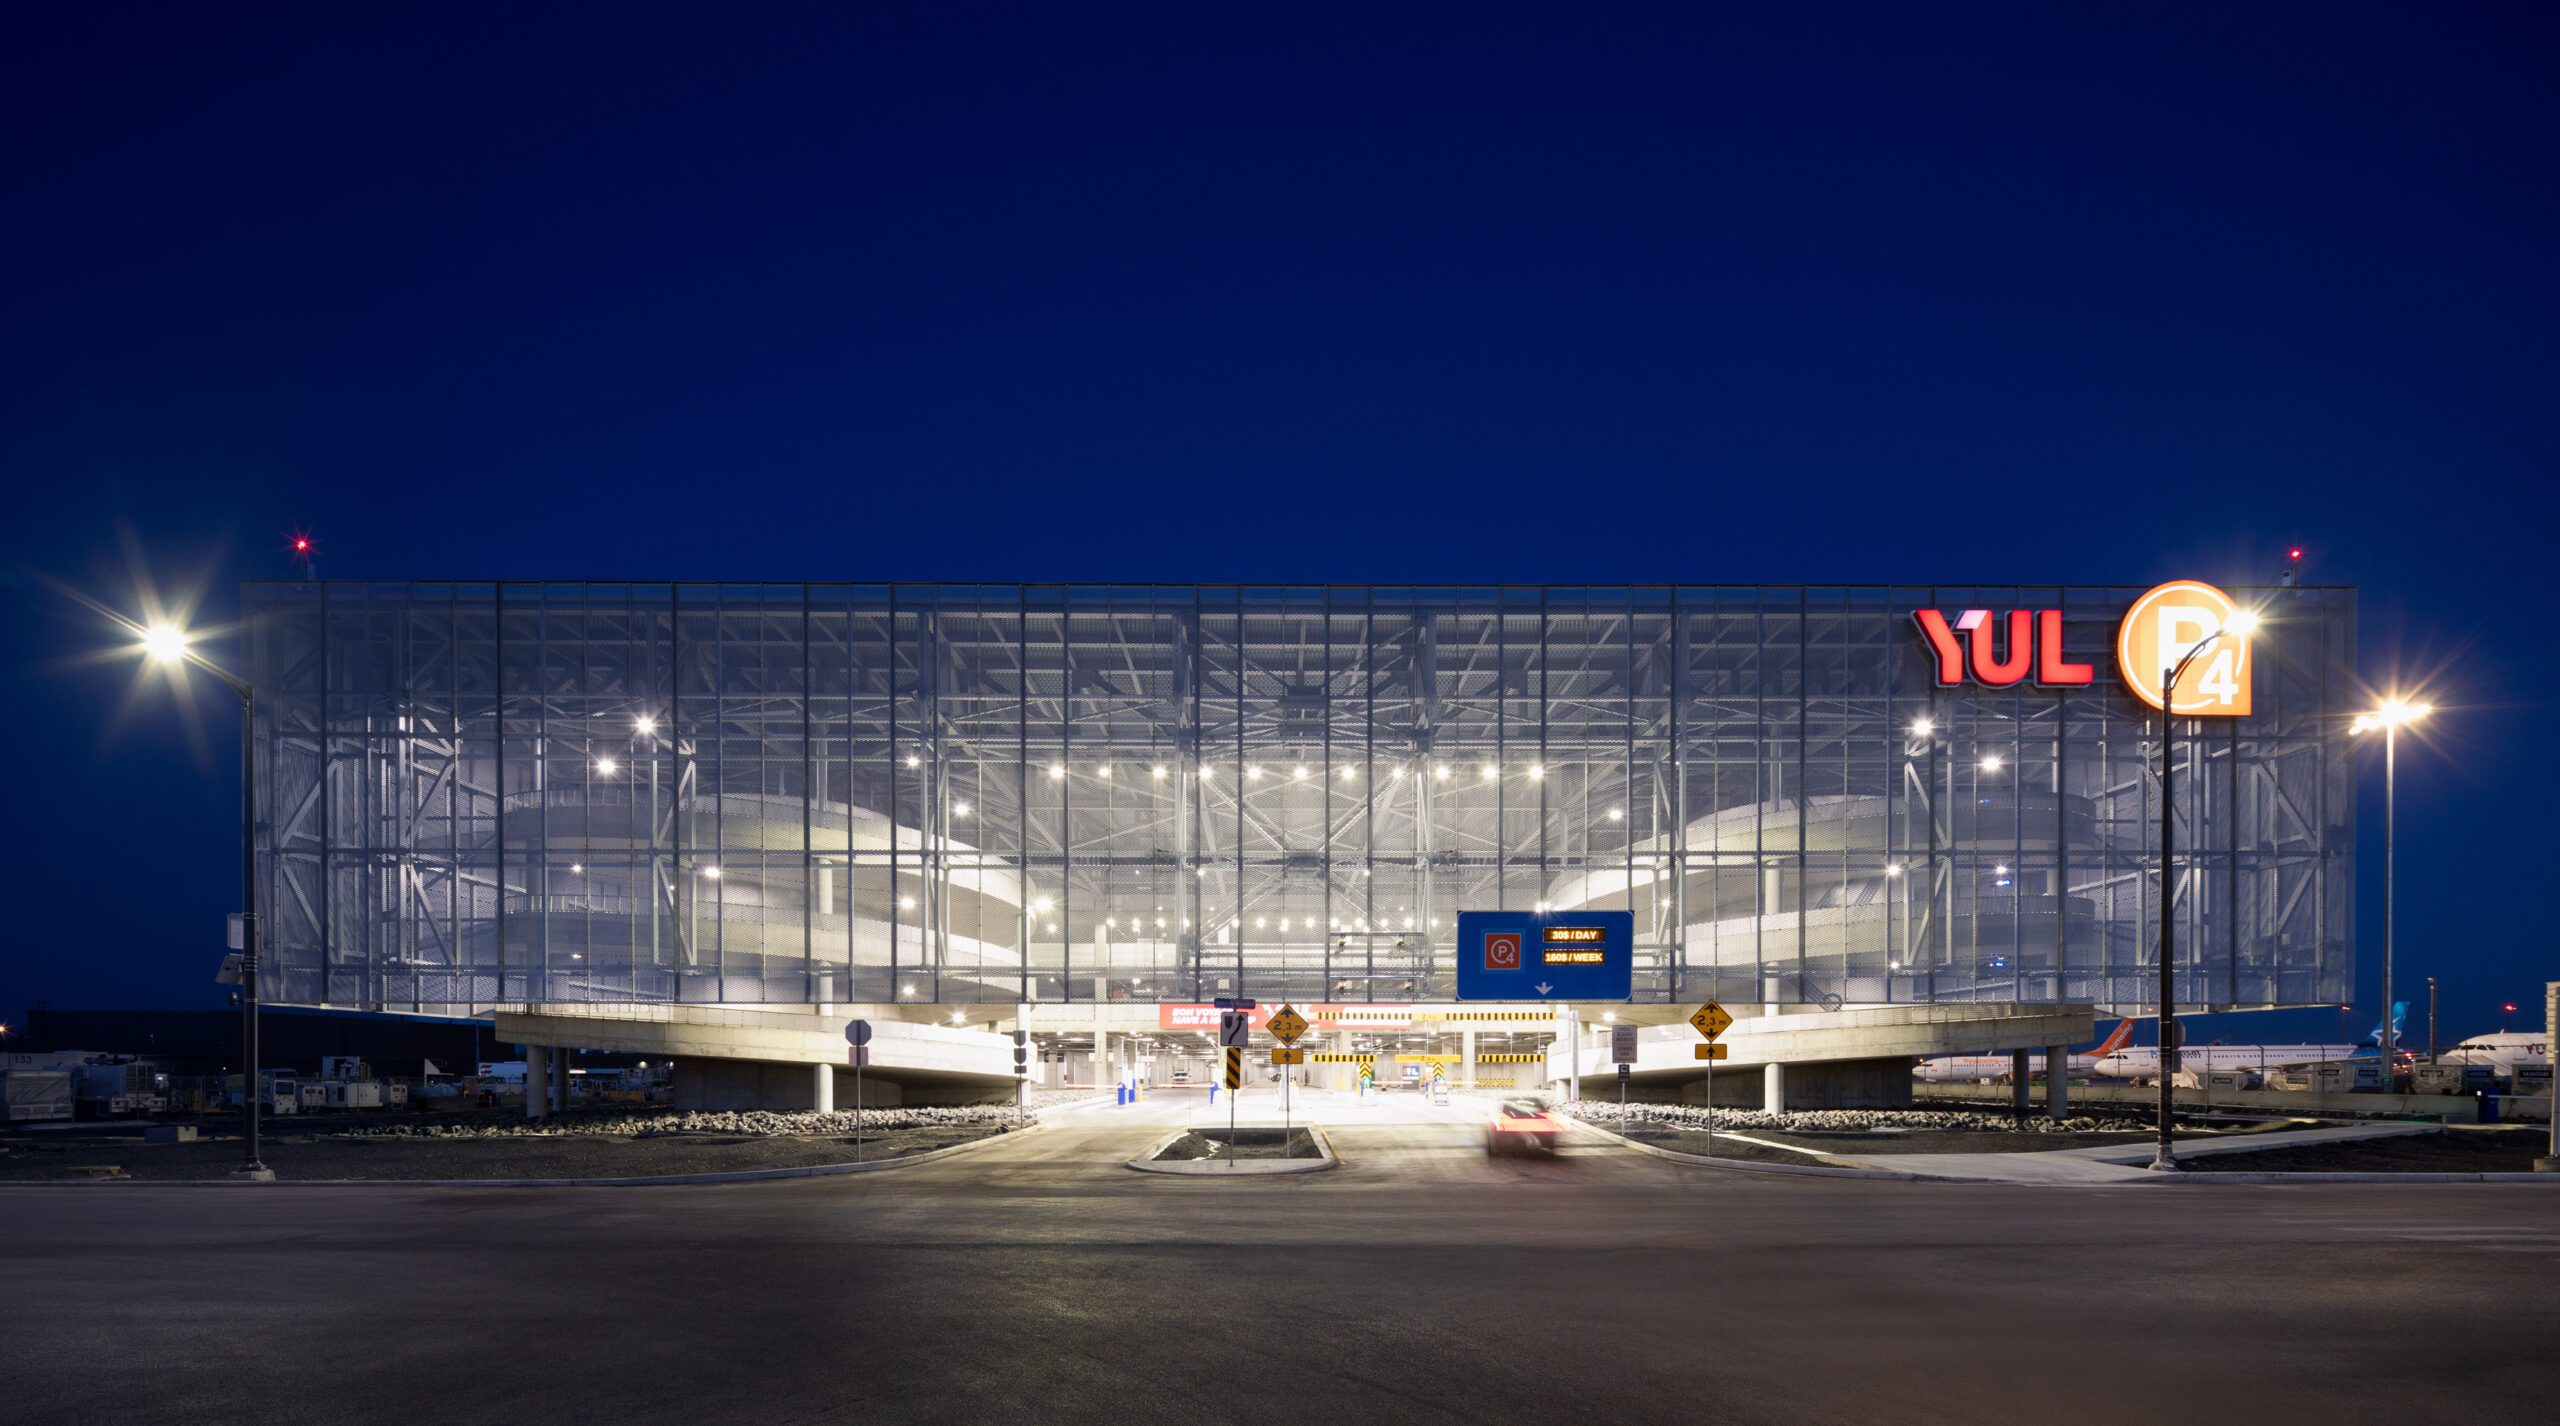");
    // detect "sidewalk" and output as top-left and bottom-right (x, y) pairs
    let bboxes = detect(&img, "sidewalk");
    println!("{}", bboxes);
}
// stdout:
(1846, 1121), (2445, 1184)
